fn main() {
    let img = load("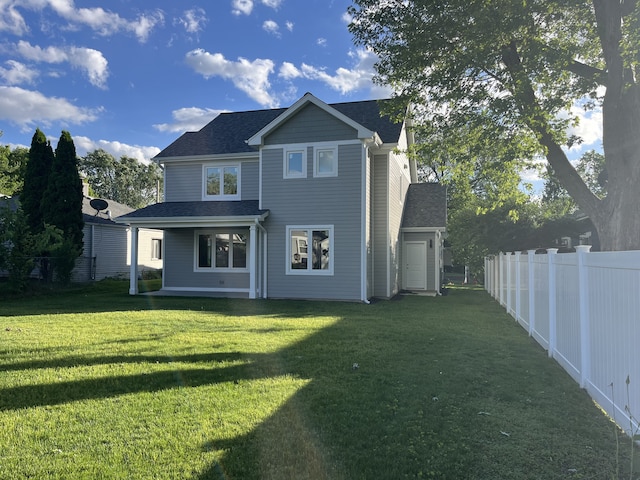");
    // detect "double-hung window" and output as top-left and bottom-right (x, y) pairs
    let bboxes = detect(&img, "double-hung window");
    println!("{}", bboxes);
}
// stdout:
(203, 164), (240, 200)
(286, 226), (333, 275)
(196, 231), (248, 270)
